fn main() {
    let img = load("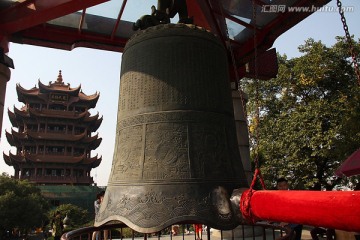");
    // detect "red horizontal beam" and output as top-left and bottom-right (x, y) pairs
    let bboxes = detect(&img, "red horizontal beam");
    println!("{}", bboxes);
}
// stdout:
(0, 0), (109, 35)
(11, 24), (128, 52)
(241, 190), (360, 232)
